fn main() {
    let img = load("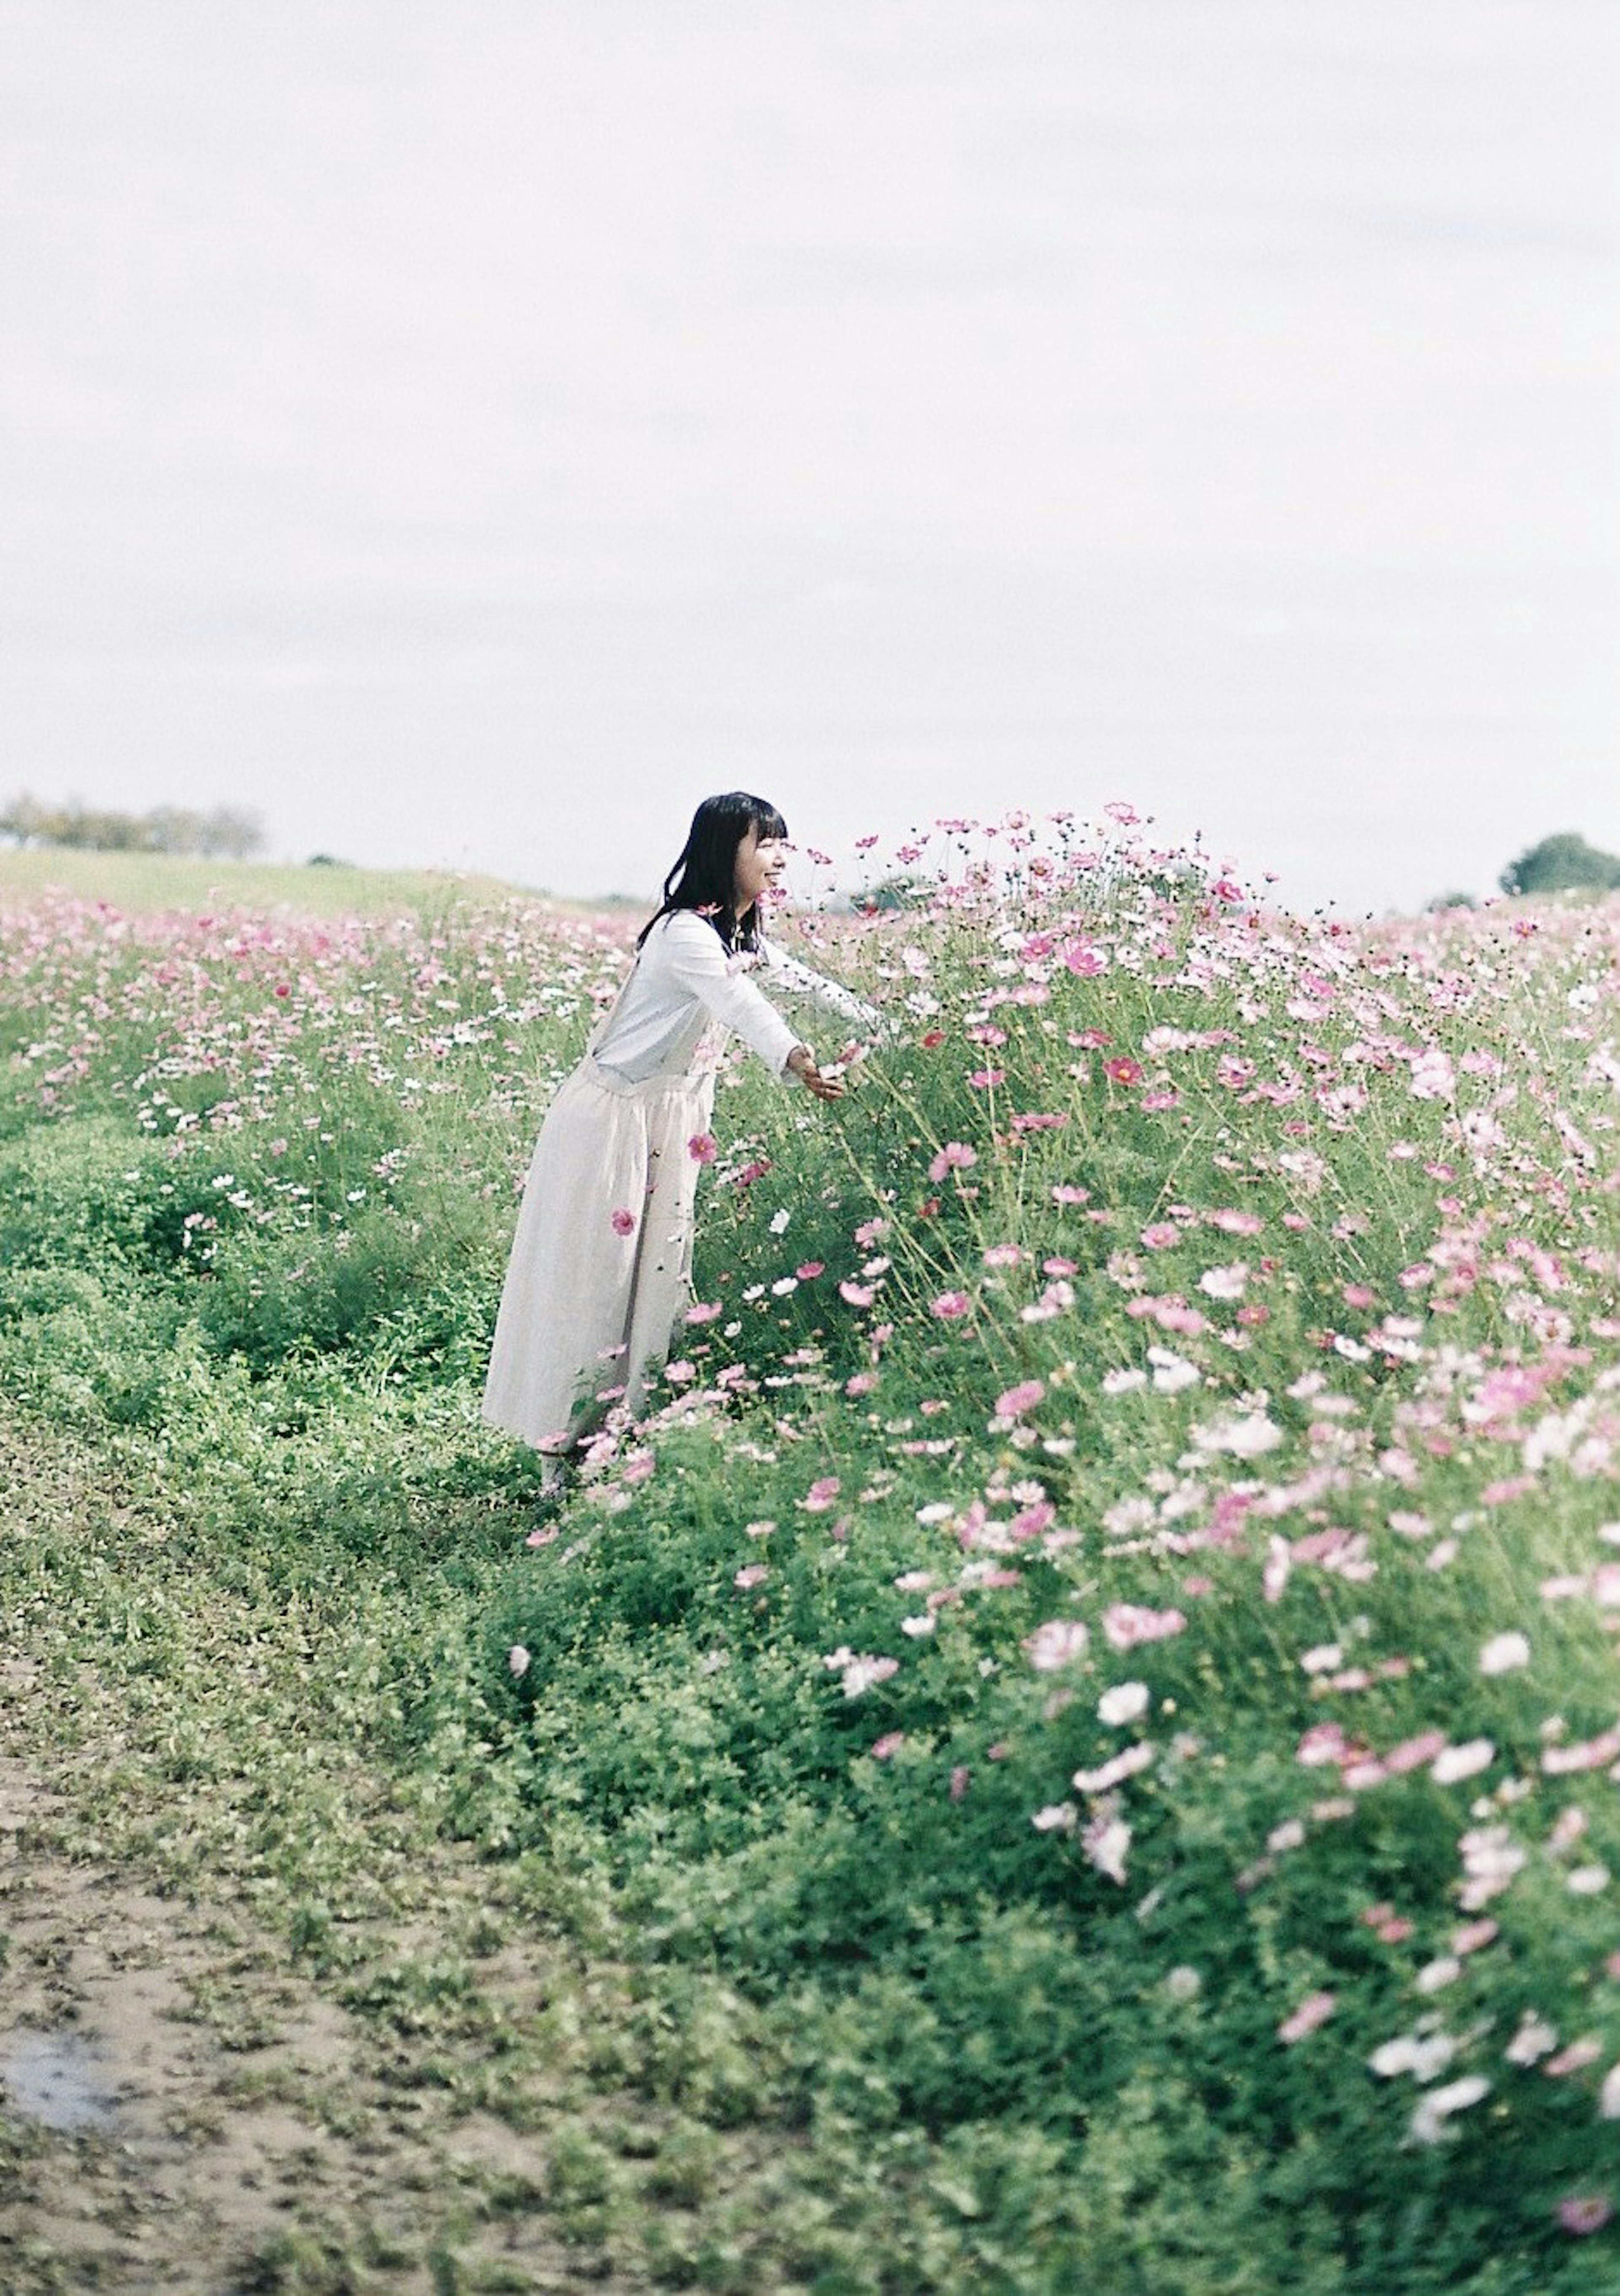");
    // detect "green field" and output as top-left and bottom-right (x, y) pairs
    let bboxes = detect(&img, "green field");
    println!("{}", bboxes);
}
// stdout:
(3, 826), (1619, 2293)
(0, 844), (632, 920)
